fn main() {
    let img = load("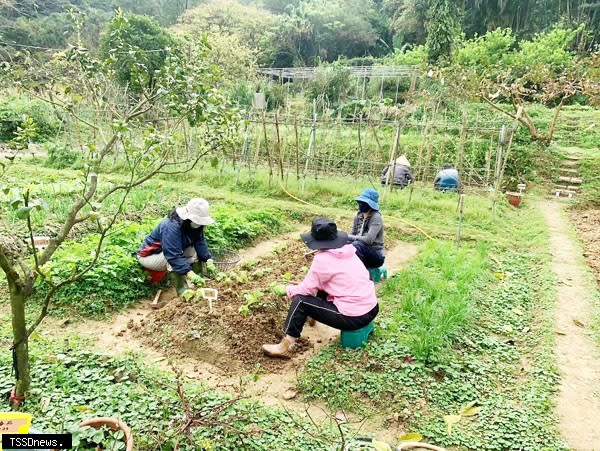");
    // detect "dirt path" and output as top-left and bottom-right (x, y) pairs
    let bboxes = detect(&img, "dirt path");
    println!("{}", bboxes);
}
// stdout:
(541, 201), (600, 450)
